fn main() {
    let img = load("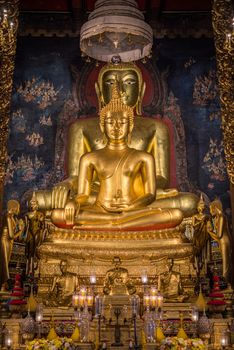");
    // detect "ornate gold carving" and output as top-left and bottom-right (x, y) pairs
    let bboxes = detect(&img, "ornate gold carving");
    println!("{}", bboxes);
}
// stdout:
(212, 0), (234, 184)
(0, 0), (19, 219)
(46, 220), (183, 241)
